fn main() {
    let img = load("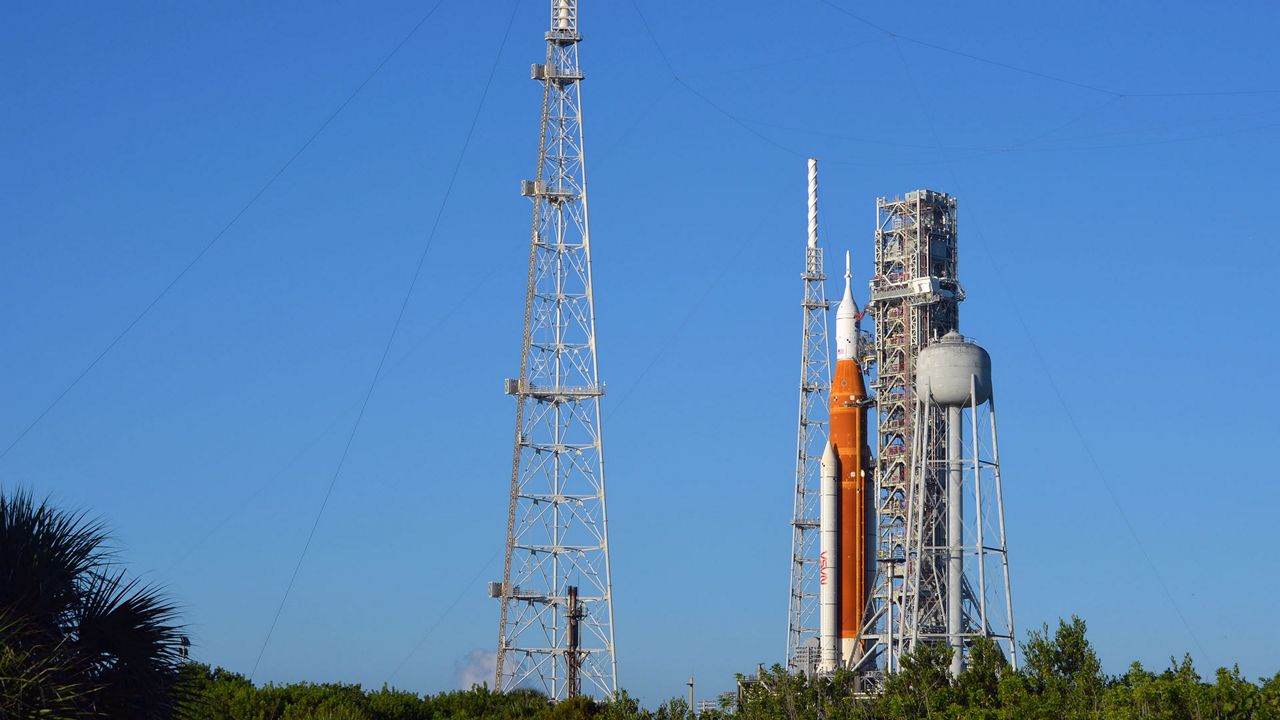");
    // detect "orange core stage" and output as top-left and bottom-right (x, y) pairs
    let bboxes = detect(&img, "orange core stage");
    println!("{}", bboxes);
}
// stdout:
(830, 355), (871, 644)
